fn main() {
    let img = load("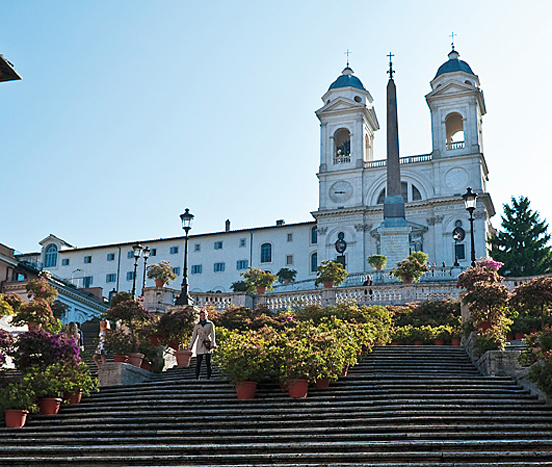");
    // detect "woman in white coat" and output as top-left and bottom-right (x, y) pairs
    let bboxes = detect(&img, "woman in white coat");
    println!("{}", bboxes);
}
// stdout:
(188, 310), (216, 380)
